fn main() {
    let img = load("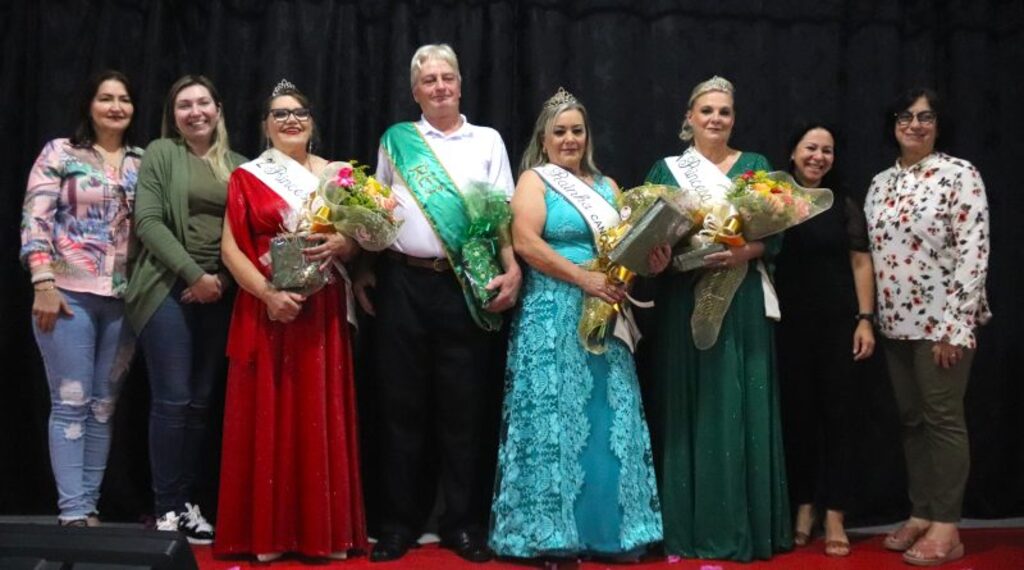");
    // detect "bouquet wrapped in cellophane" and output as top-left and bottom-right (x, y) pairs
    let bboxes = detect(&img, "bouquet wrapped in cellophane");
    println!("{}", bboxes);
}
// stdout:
(578, 184), (699, 354)
(269, 161), (402, 296)
(684, 170), (833, 350)
(459, 182), (512, 308)
(309, 161), (402, 251)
